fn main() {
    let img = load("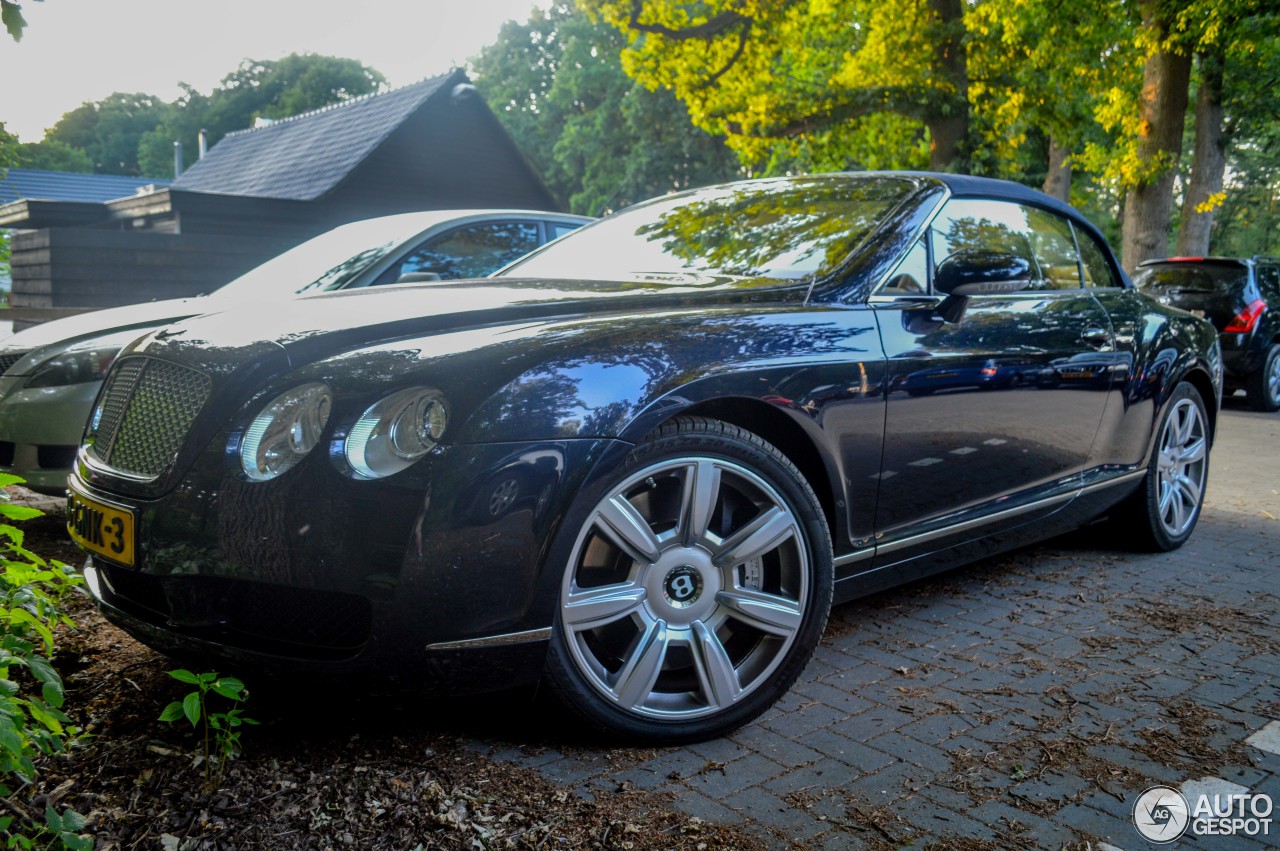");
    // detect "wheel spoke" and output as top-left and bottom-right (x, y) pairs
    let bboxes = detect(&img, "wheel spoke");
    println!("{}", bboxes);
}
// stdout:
(680, 460), (721, 547)
(1175, 473), (1202, 510)
(1158, 481), (1174, 521)
(714, 506), (795, 567)
(690, 621), (741, 708)
(612, 619), (668, 710)
(1176, 405), (1195, 444)
(563, 582), (647, 630)
(1170, 487), (1187, 532)
(1179, 436), (1206, 465)
(595, 495), (662, 565)
(716, 587), (803, 637)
